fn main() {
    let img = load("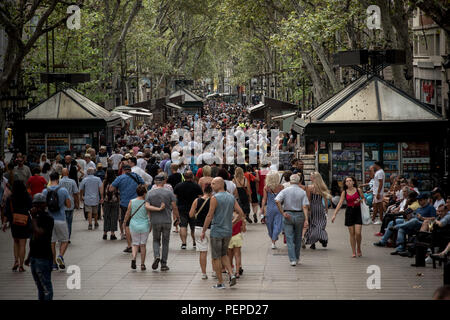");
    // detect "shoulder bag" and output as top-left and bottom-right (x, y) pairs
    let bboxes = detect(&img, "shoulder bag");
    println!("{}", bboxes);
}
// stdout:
(195, 198), (210, 219)
(9, 199), (29, 226)
(127, 201), (145, 224)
